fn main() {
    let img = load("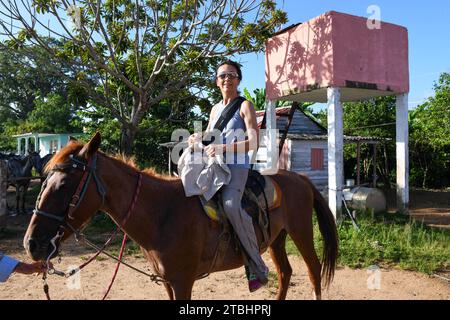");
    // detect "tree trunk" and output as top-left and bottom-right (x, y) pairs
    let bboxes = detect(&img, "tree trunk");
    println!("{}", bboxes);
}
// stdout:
(422, 166), (428, 189)
(120, 125), (137, 156)
(119, 92), (148, 156)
